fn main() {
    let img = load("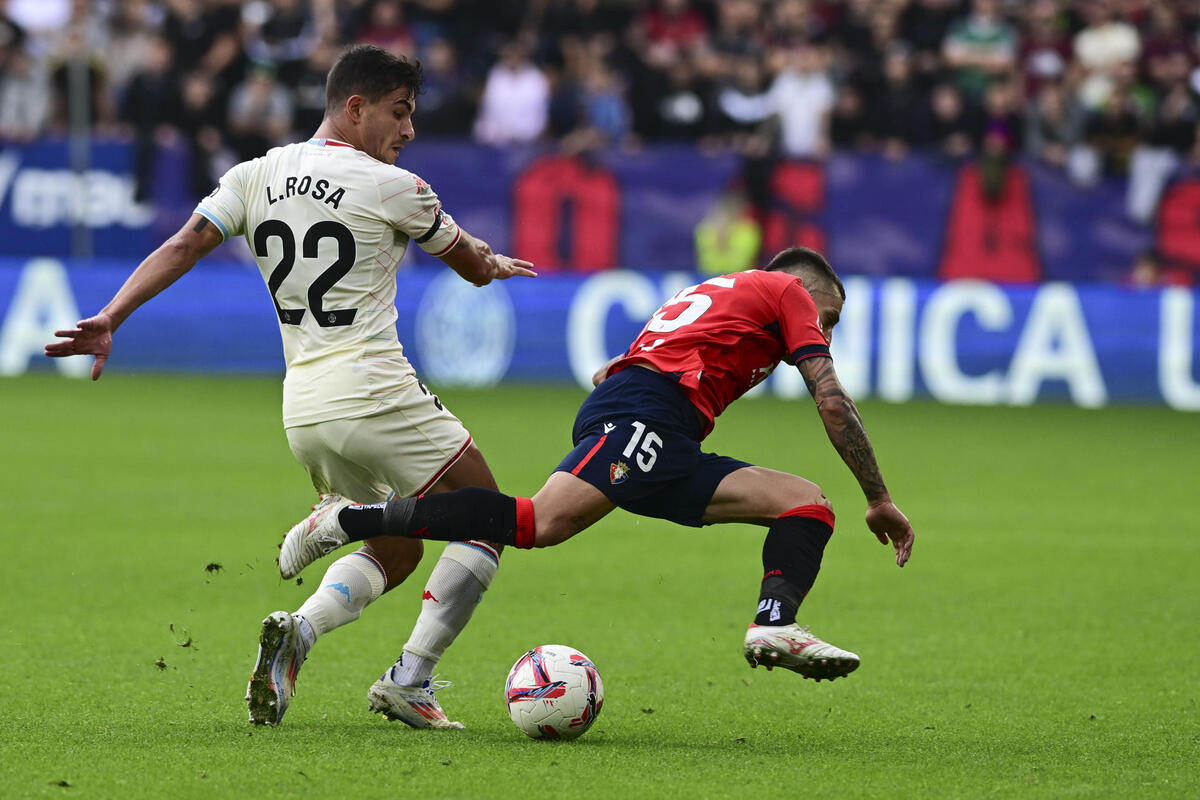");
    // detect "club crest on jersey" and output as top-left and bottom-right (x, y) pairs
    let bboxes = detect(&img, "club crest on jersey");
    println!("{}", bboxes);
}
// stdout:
(415, 177), (429, 194)
(610, 461), (630, 484)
